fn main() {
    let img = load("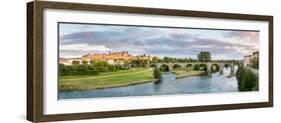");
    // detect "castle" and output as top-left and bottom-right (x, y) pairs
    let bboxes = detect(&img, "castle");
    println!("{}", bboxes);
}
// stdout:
(59, 51), (152, 65)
